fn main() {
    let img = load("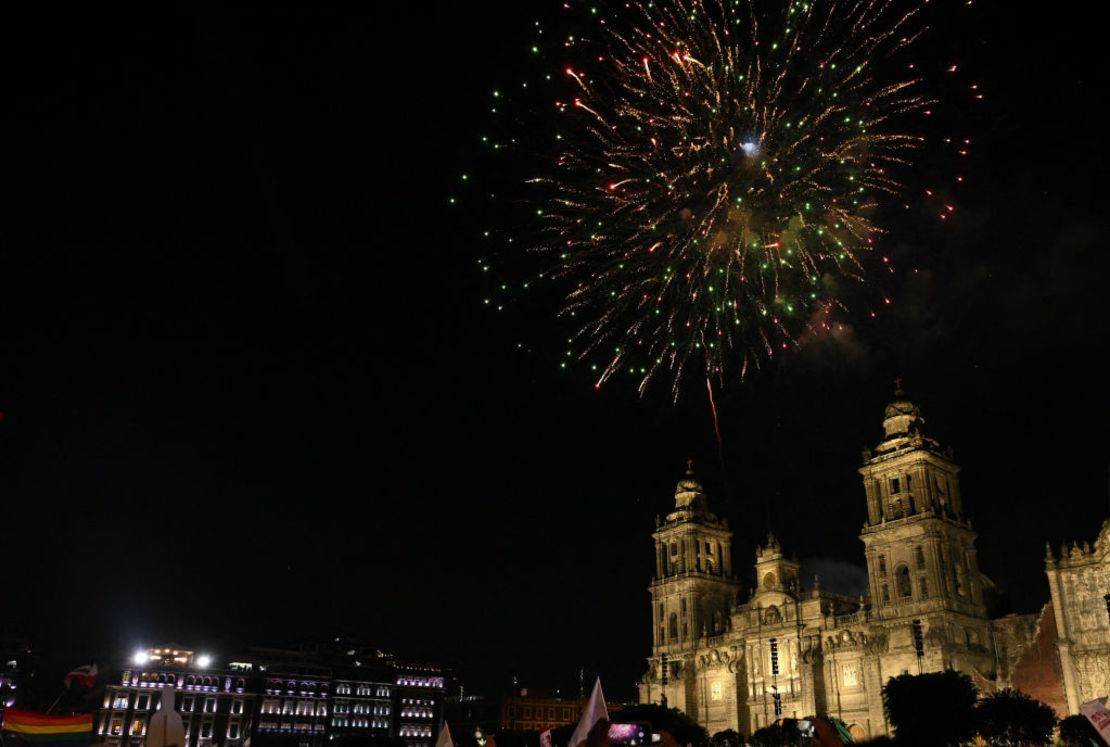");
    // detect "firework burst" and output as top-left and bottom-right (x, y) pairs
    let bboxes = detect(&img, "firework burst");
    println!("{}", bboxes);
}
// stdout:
(473, 0), (969, 398)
